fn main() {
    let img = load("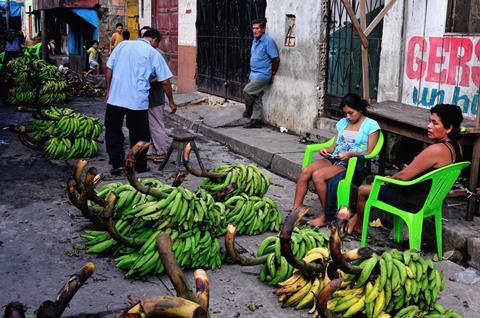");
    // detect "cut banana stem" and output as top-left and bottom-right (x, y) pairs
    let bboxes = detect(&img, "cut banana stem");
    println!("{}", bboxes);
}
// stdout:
(156, 234), (195, 301)
(279, 207), (324, 277)
(67, 178), (83, 210)
(36, 262), (95, 318)
(102, 192), (147, 247)
(316, 278), (343, 318)
(78, 186), (104, 226)
(16, 105), (38, 113)
(194, 269), (210, 312)
(182, 142), (225, 179)
(85, 167), (105, 206)
(3, 301), (27, 318)
(225, 224), (269, 266)
(342, 247), (374, 262)
(125, 141), (168, 199)
(329, 225), (361, 274)
(74, 159), (88, 189)
(213, 183), (237, 202)
(121, 296), (208, 318)
(172, 171), (189, 187)
(17, 125), (43, 150)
